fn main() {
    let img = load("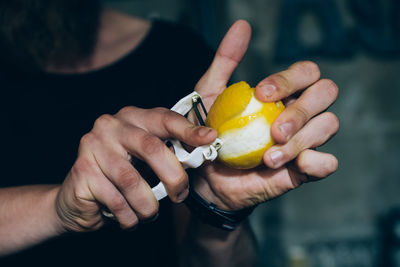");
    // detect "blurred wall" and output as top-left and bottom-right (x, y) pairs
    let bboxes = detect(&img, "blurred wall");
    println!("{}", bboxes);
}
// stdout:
(104, 1), (400, 266)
